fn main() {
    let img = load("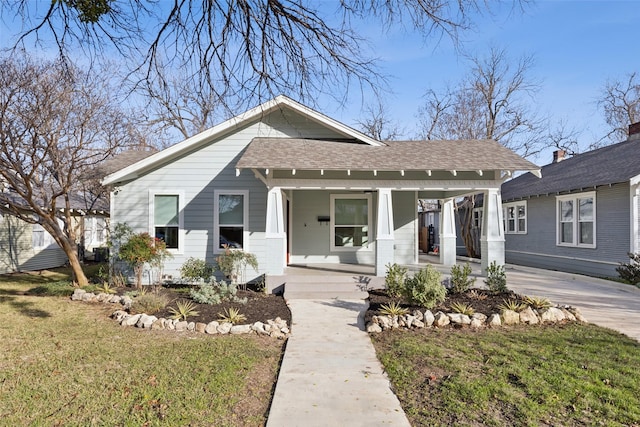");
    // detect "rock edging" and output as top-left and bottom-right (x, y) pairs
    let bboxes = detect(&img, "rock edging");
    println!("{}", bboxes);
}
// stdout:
(365, 305), (587, 333)
(70, 288), (290, 339)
